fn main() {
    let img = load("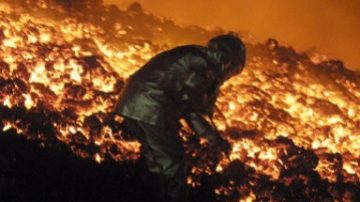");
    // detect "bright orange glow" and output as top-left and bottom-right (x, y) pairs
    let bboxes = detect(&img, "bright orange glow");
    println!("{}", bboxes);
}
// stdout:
(0, 1), (359, 201)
